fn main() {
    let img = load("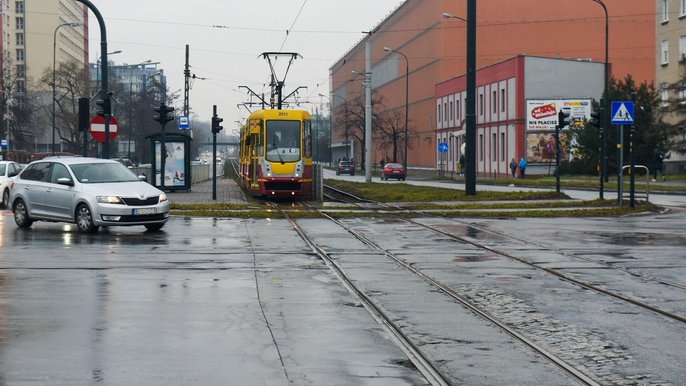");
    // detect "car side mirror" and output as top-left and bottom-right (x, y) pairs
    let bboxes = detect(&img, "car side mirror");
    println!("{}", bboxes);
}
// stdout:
(56, 177), (74, 186)
(138, 174), (148, 182)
